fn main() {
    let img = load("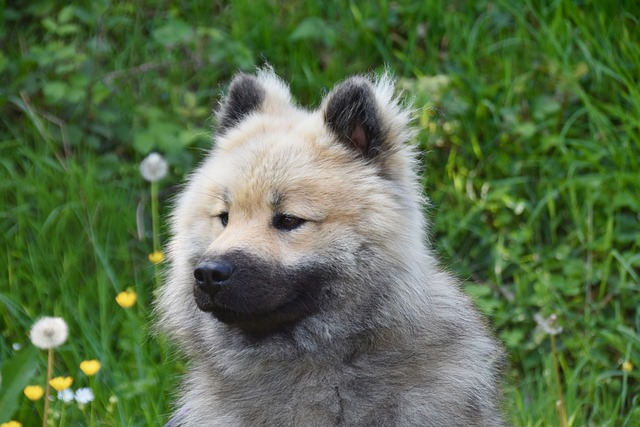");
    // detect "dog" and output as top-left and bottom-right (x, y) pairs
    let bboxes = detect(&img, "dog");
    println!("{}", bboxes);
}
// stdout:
(156, 68), (506, 426)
